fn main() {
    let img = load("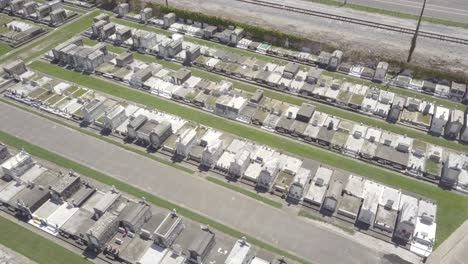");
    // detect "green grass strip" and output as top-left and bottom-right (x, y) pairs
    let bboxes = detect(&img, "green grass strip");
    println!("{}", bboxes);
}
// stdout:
(83, 23), (465, 152)
(323, 71), (466, 111)
(63, 4), (87, 14)
(206, 176), (283, 209)
(29, 60), (468, 247)
(0, 216), (90, 264)
(0, 131), (311, 264)
(184, 60), (468, 152)
(74, 42), (468, 153)
(0, 98), (194, 174)
(110, 16), (465, 111)
(82, 38), (125, 54)
(304, 0), (468, 29)
(0, 10), (101, 64)
(0, 42), (13, 56)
